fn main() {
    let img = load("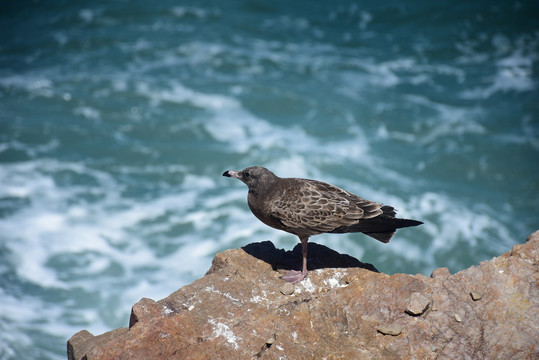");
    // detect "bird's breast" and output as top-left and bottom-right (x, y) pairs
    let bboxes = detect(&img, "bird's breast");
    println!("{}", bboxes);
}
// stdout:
(247, 194), (288, 232)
